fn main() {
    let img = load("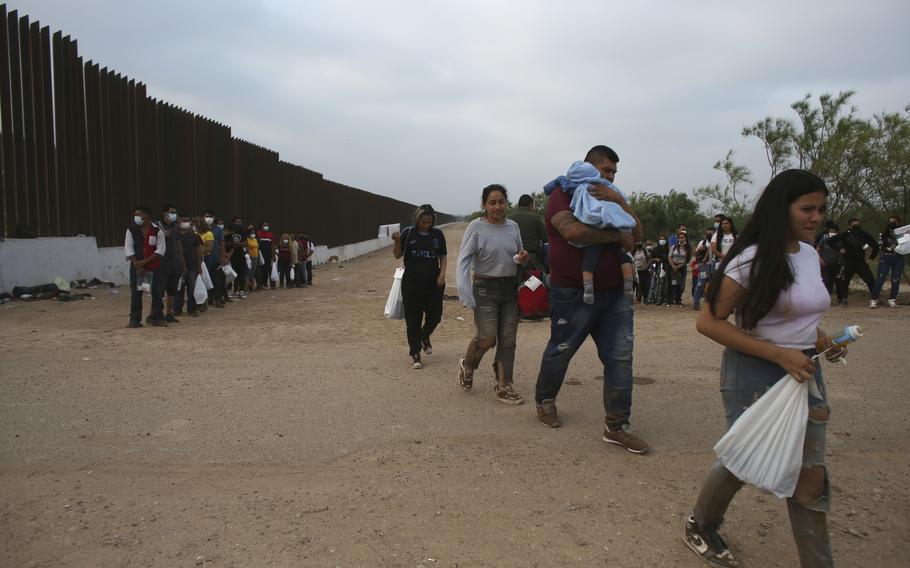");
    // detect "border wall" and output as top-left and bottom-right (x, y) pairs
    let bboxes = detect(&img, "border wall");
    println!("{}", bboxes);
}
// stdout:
(0, 4), (455, 255)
